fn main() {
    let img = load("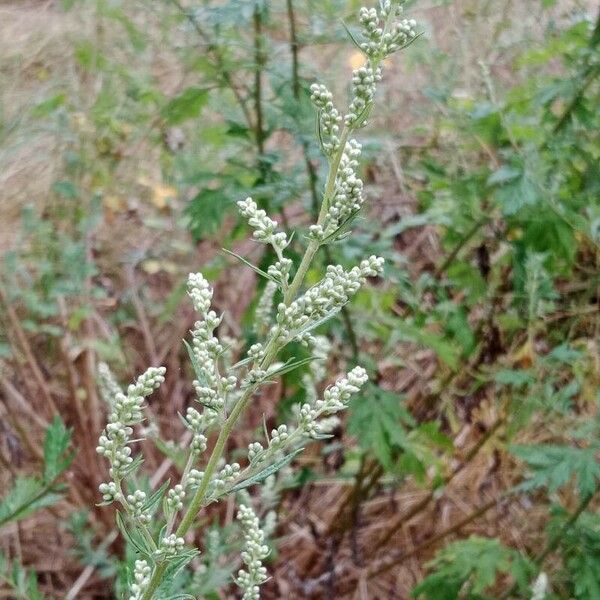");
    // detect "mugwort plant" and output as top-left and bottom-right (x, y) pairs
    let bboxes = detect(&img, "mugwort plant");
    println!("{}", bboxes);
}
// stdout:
(96, 2), (419, 597)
